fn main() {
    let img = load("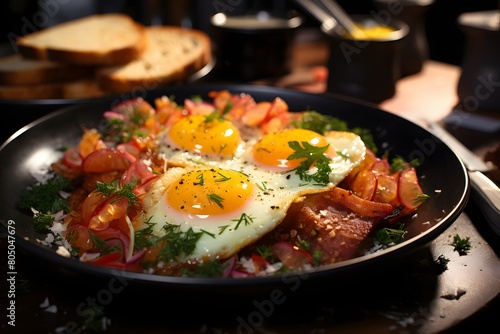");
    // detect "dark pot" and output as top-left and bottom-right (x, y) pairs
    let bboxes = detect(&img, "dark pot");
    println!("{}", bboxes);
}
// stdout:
(457, 10), (500, 112)
(210, 12), (302, 82)
(323, 16), (409, 104)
